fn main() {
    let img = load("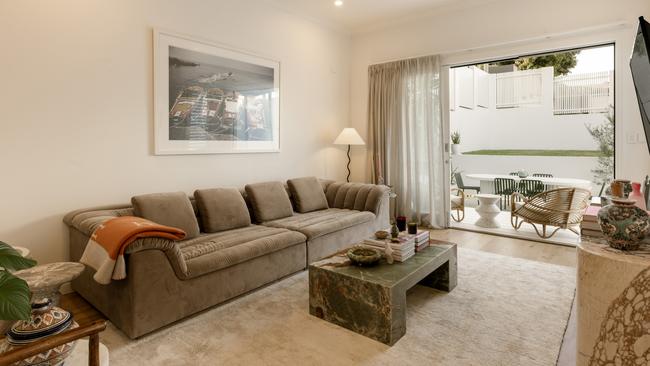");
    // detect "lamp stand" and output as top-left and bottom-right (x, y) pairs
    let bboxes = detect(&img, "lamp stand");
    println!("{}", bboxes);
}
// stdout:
(346, 144), (351, 183)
